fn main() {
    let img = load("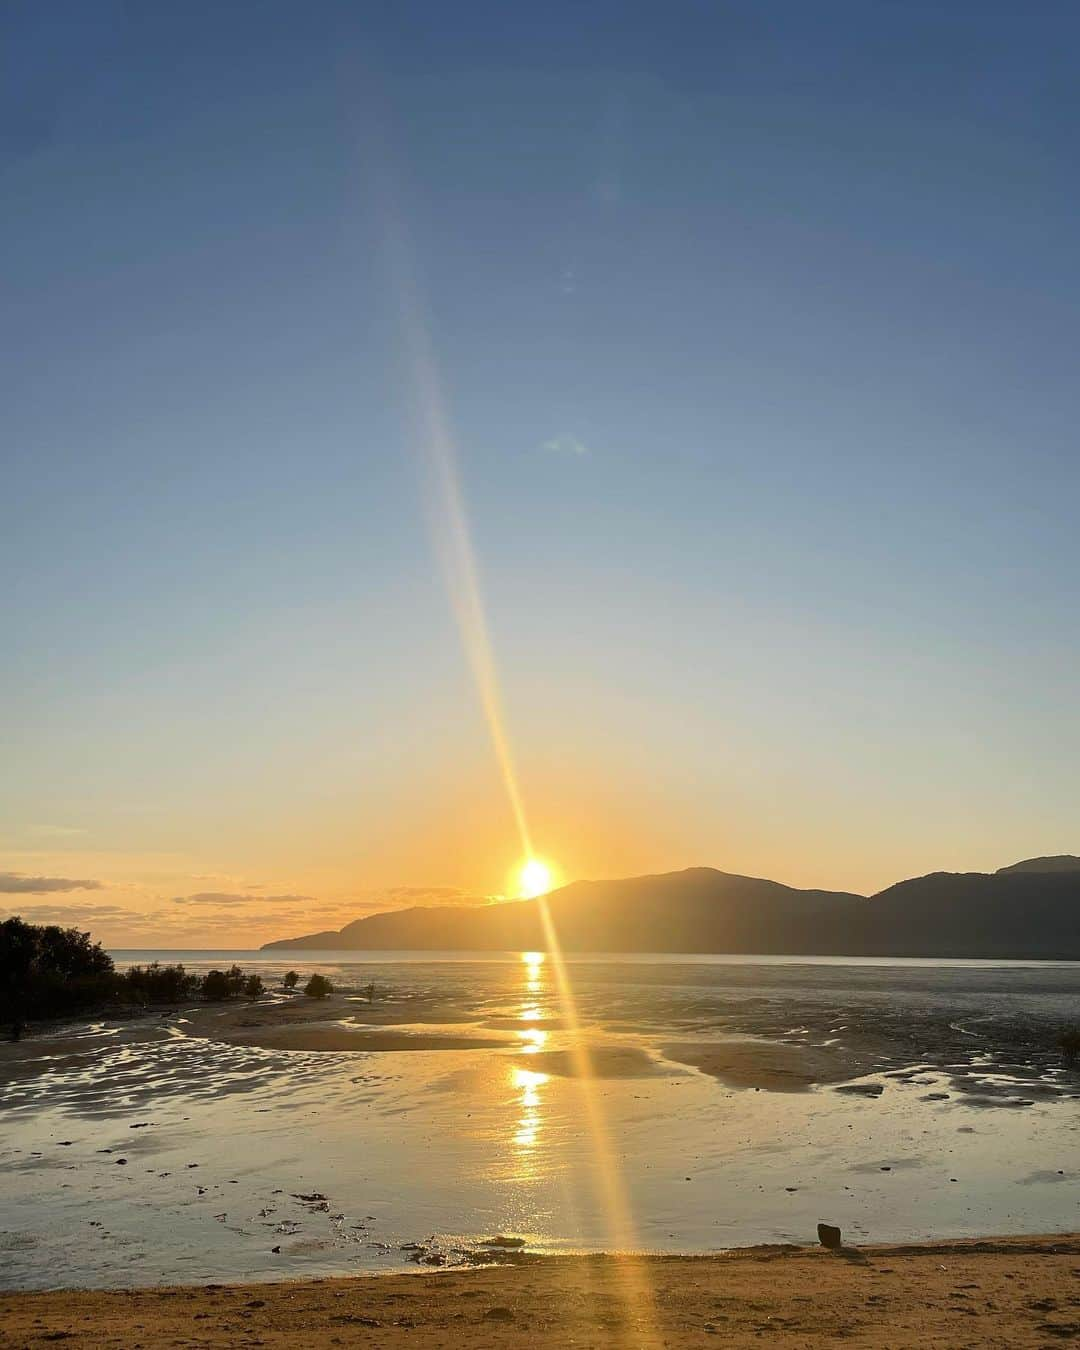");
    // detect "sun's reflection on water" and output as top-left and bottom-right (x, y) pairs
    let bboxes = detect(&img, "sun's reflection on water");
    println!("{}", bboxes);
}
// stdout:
(512, 1065), (549, 1153)
(511, 953), (552, 1164)
(521, 950), (545, 993)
